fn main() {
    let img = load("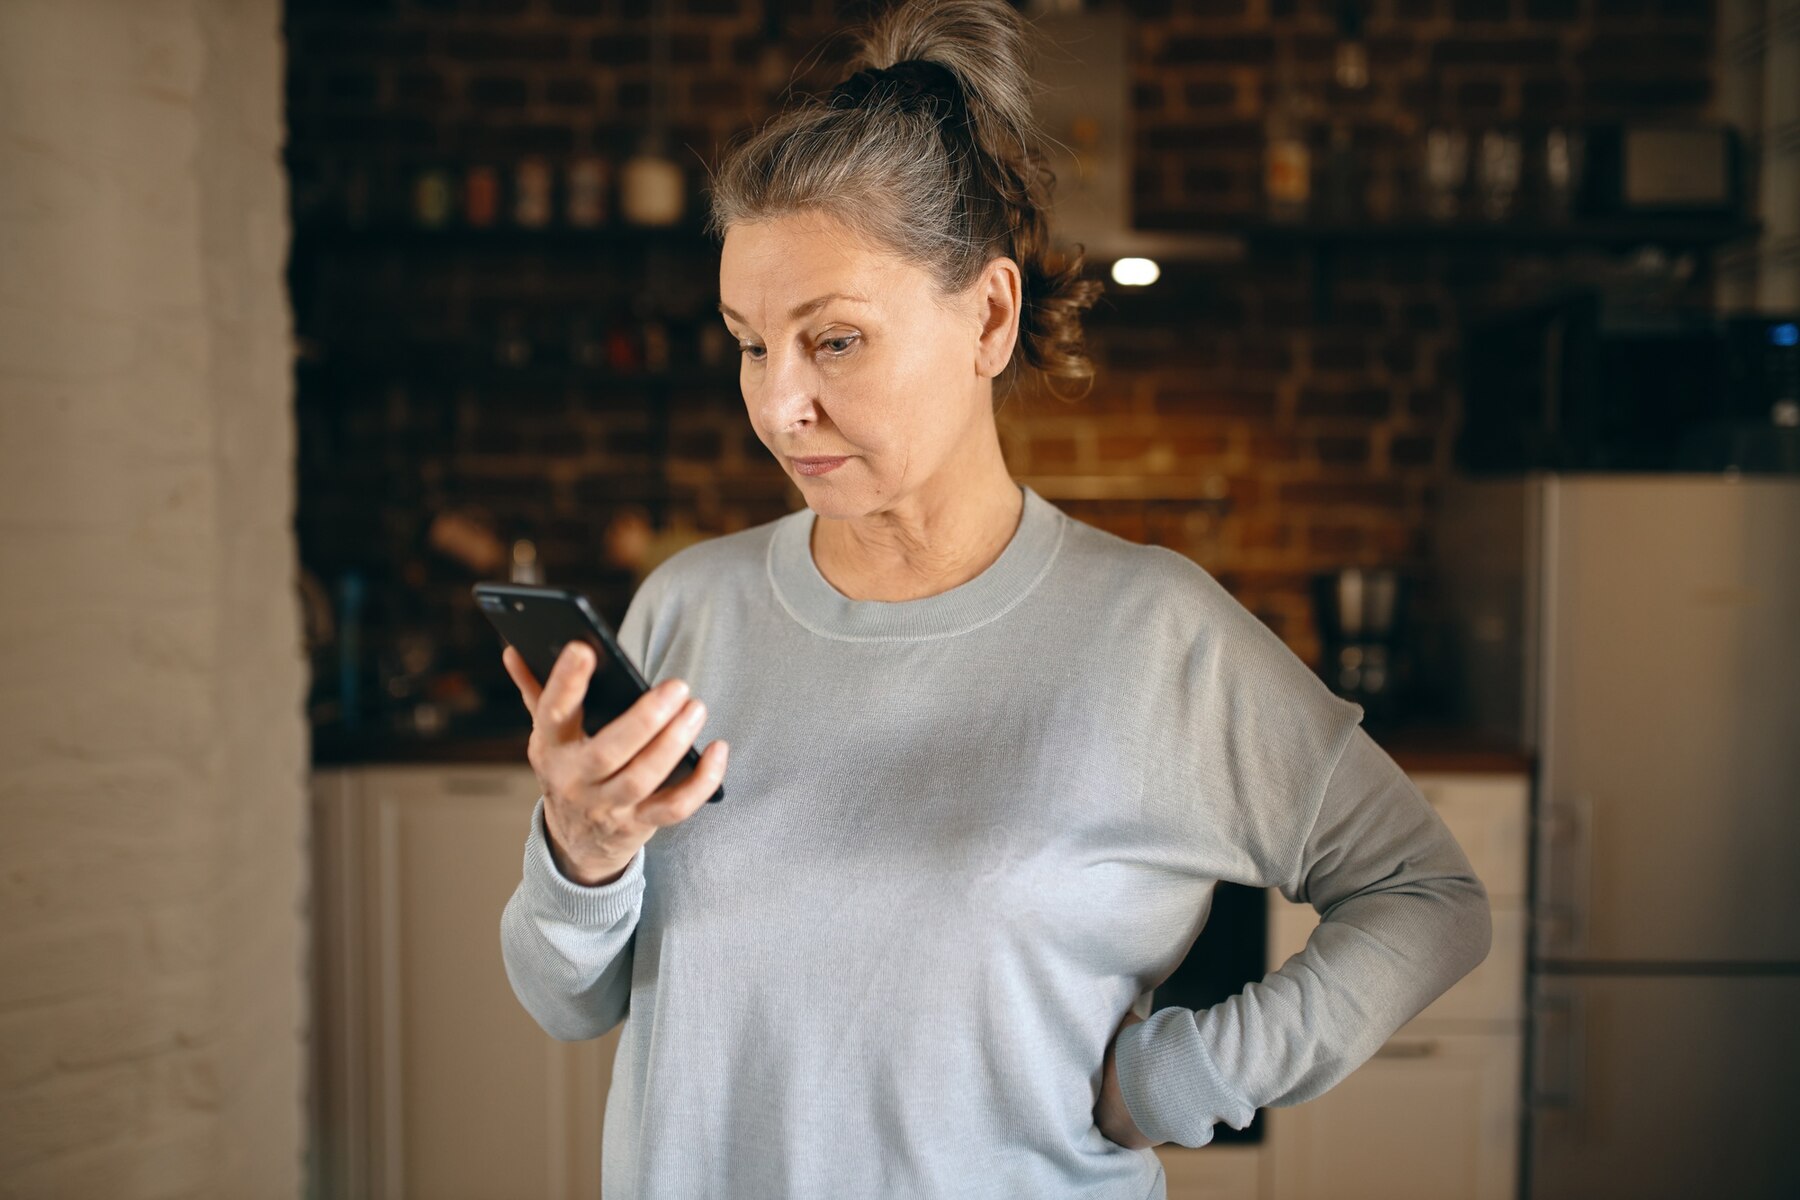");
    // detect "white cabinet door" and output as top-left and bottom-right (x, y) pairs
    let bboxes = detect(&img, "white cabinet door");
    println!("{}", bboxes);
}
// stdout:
(1155, 1143), (1261, 1200)
(310, 766), (621, 1200)
(1264, 1031), (1521, 1200)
